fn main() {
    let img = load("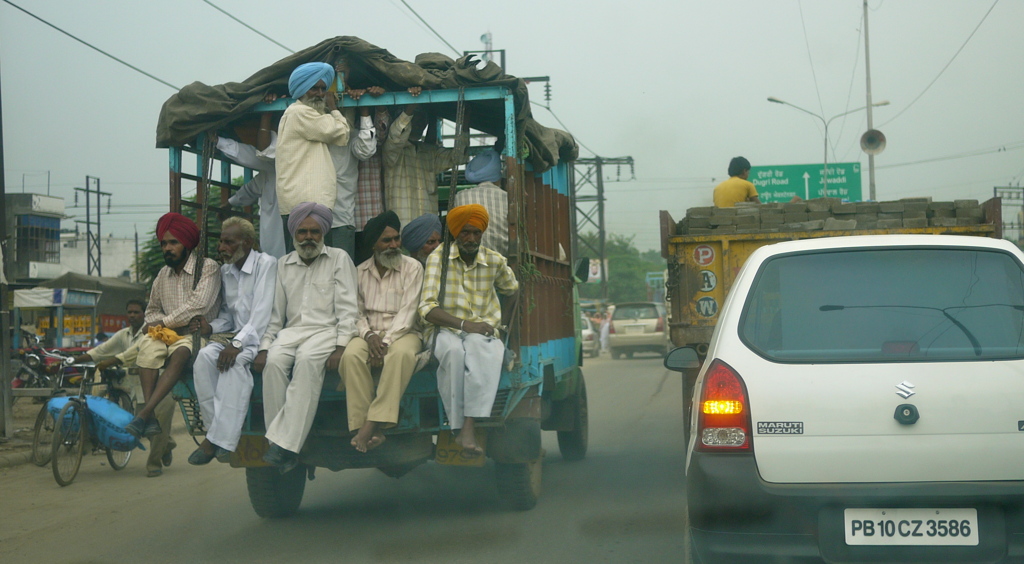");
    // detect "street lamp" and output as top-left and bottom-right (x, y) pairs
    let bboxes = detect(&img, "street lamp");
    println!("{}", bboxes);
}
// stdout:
(767, 97), (889, 199)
